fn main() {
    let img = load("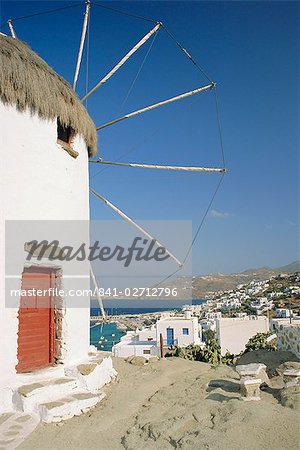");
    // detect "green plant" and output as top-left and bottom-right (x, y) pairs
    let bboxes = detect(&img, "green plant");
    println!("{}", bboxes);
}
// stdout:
(244, 331), (277, 352)
(165, 333), (223, 366)
(203, 329), (216, 341)
(200, 337), (222, 365)
(165, 344), (201, 360)
(222, 351), (238, 365)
